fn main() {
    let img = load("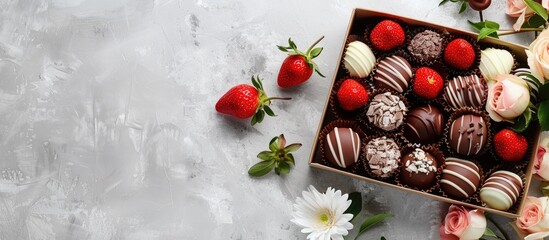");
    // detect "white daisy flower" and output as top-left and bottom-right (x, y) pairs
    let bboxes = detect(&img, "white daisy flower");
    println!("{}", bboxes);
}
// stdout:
(291, 185), (354, 240)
